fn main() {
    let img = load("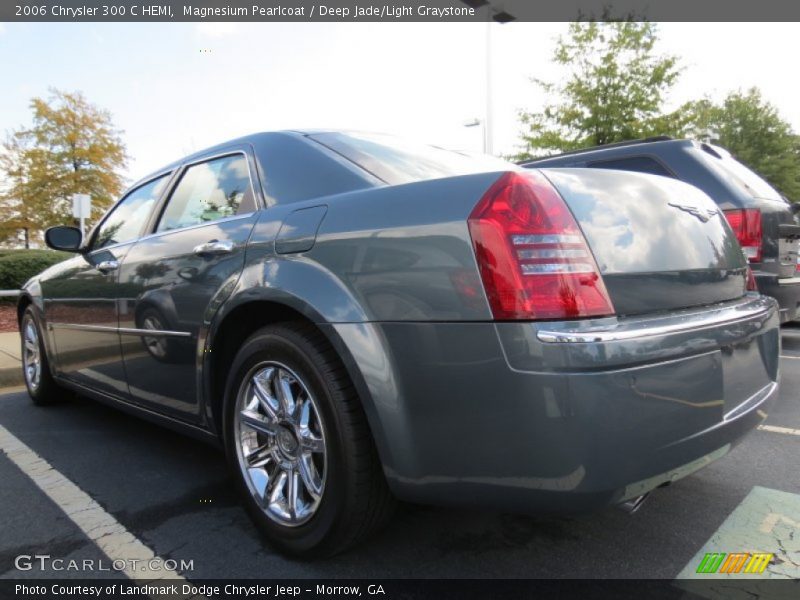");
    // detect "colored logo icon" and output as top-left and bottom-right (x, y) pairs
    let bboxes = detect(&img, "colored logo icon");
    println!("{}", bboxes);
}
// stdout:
(696, 552), (773, 574)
